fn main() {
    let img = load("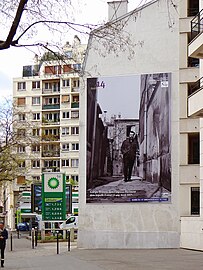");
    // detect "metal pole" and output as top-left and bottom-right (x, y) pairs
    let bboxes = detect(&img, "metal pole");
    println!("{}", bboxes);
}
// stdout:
(32, 228), (35, 249)
(56, 231), (59, 254)
(10, 232), (13, 251)
(67, 230), (70, 252)
(17, 229), (20, 239)
(35, 227), (38, 247)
